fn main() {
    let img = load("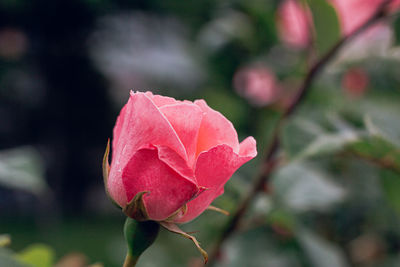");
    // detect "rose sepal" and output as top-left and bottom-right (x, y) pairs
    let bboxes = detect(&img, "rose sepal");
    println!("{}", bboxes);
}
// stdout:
(206, 205), (230, 216)
(123, 191), (150, 221)
(159, 222), (208, 264)
(102, 139), (121, 209)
